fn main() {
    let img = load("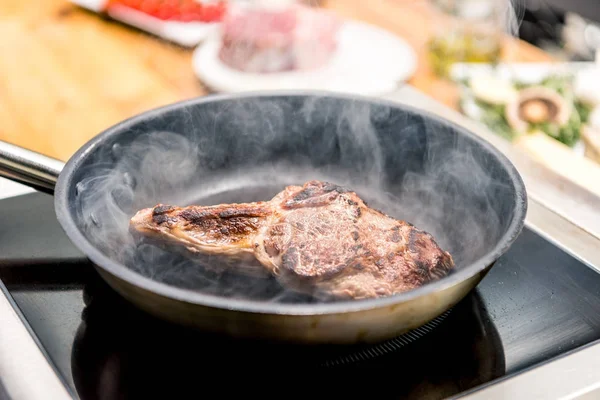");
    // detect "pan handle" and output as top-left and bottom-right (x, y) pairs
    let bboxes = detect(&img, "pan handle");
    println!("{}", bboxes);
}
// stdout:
(0, 140), (65, 195)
